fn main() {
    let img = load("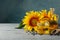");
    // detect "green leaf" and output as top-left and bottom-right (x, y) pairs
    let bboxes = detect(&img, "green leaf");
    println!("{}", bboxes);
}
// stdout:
(15, 22), (25, 29)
